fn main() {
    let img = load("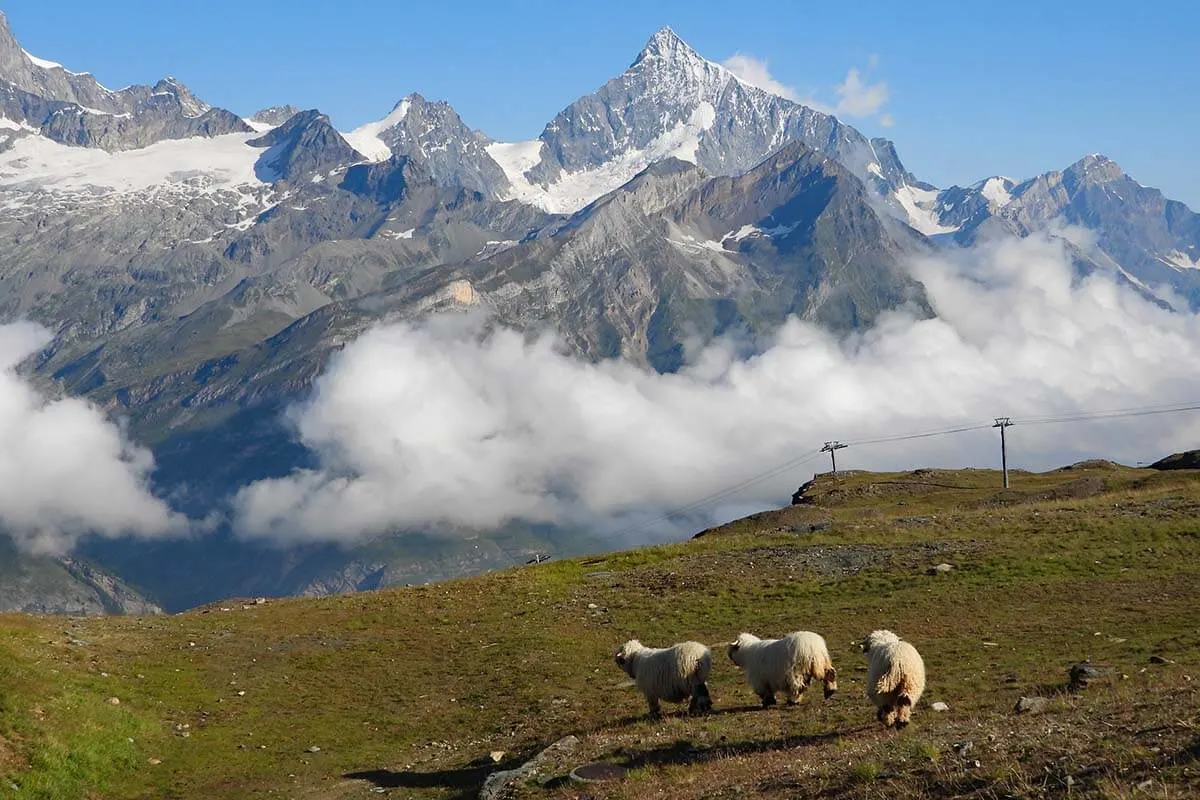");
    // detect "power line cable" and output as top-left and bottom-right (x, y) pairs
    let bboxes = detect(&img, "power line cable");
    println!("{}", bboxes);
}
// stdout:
(605, 399), (1200, 537)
